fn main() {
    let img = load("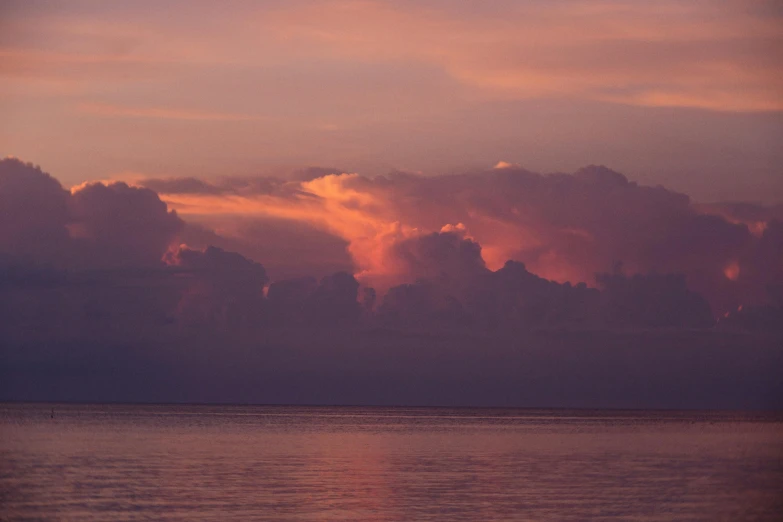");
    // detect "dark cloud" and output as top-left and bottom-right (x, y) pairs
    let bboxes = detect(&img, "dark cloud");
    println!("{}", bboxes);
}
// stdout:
(595, 270), (714, 329)
(309, 271), (362, 325)
(391, 229), (487, 288)
(377, 232), (715, 331)
(464, 260), (602, 331)
(139, 177), (227, 195)
(735, 220), (783, 305)
(165, 245), (268, 327)
(266, 271), (361, 327)
(2, 158), (782, 408)
(179, 218), (354, 280)
(330, 164), (768, 315)
(70, 181), (183, 268)
(0, 158), (71, 264)
(141, 174), (307, 198)
(267, 275), (319, 325)
(378, 281), (469, 330)
(695, 201), (783, 227)
(719, 302), (783, 333)
(135, 164), (777, 318)
(0, 158), (183, 270)
(167, 245), (268, 287)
